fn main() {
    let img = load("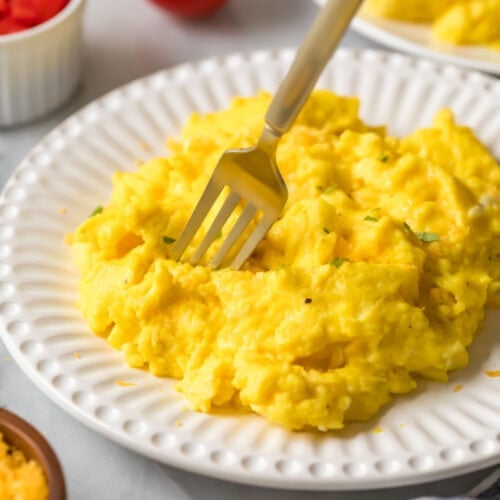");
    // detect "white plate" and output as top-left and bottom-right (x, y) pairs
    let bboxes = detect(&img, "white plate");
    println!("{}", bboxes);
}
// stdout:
(0, 49), (499, 490)
(314, 0), (500, 75)
(352, 14), (500, 76)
